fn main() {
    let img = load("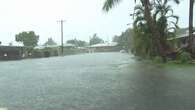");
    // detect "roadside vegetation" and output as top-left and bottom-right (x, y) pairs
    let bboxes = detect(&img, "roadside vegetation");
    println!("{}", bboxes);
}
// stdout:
(7, 31), (106, 59)
(0, 0), (193, 63)
(103, 0), (194, 64)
